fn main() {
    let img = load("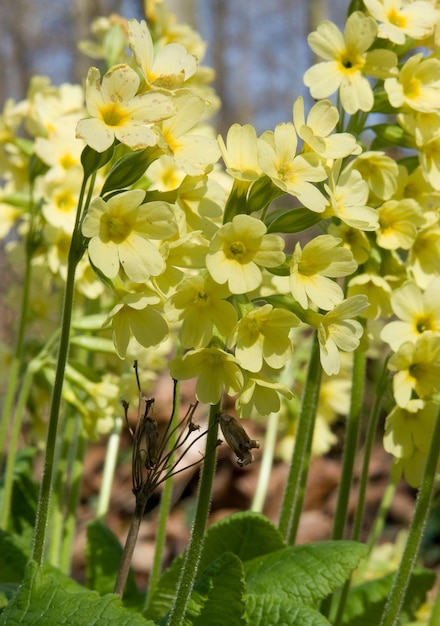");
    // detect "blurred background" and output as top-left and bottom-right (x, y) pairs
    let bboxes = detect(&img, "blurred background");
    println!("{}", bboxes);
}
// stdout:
(0, 0), (349, 134)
